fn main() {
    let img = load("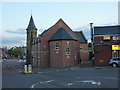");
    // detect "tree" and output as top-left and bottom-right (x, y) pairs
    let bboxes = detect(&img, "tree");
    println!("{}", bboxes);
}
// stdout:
(88, 42), (92, 50)
(8, 47), (21, 57)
